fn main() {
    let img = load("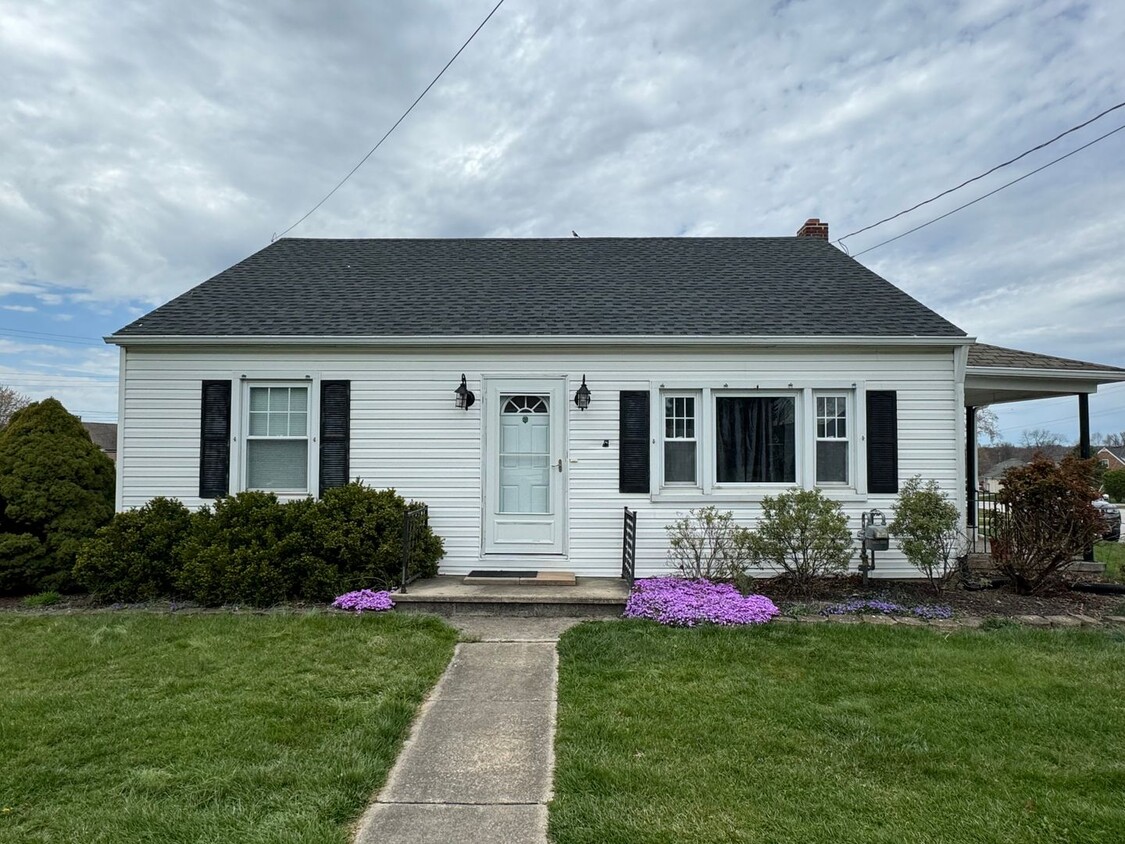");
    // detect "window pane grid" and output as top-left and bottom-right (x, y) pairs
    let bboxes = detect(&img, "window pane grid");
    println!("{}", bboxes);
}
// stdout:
(663, 394), (698, 485)
(246, 386), (310, 492)
(815, 394), (848, 484)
